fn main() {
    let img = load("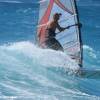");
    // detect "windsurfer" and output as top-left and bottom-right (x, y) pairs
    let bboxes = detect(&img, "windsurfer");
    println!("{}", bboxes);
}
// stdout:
(39, 13), (70, 51)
